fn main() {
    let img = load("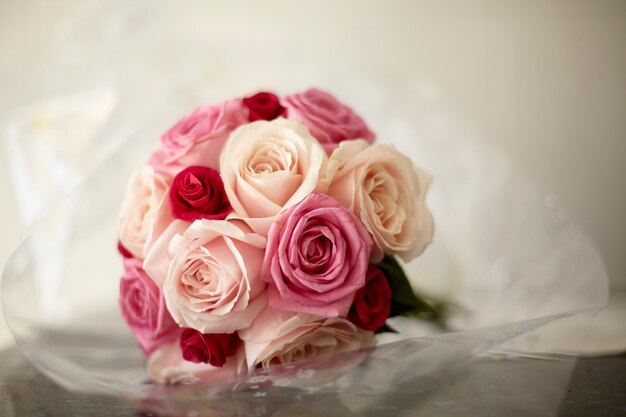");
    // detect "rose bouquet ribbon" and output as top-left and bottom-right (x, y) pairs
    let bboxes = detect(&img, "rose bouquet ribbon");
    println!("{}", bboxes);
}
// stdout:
(116, 88), (440, 384)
